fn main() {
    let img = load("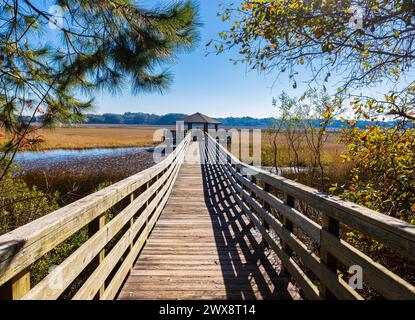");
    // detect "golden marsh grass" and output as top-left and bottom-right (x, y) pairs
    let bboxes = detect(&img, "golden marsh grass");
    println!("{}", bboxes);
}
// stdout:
(4, 125), (166, 150)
